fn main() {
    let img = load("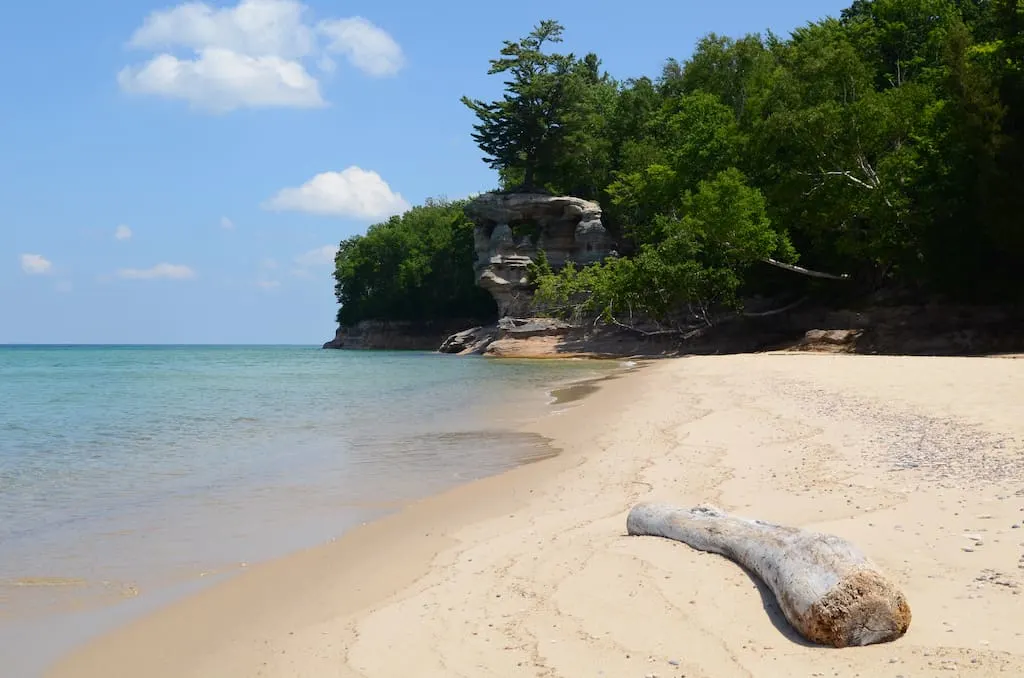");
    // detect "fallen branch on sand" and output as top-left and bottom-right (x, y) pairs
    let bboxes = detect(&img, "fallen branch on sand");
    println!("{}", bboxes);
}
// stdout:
(626, 503), (911, 647)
